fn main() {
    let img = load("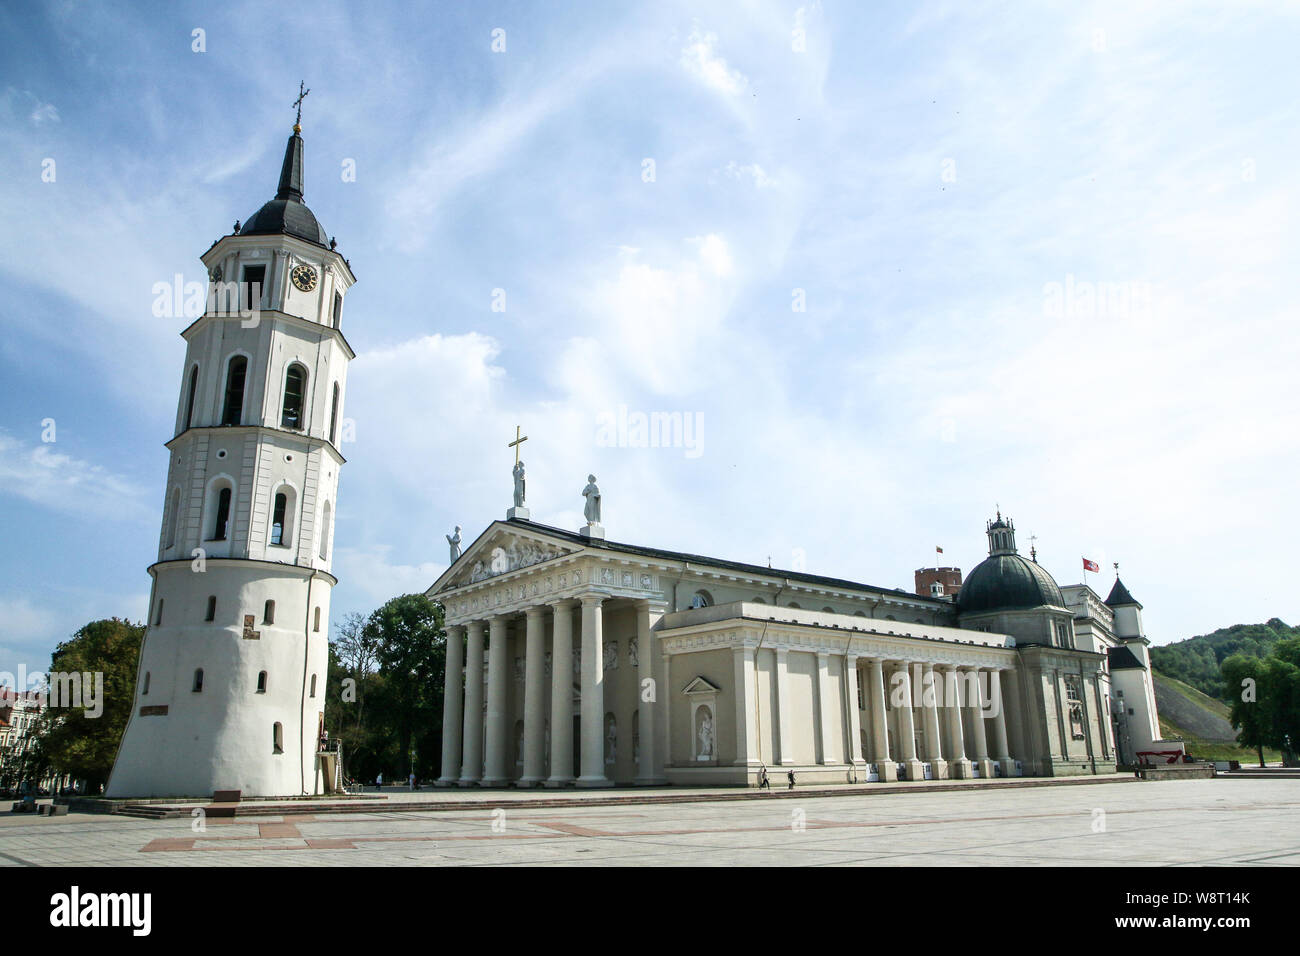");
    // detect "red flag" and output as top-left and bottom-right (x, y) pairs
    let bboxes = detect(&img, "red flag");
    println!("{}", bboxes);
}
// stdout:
(1082, 558), (1100, 573)
(936, 546), (943, 554)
